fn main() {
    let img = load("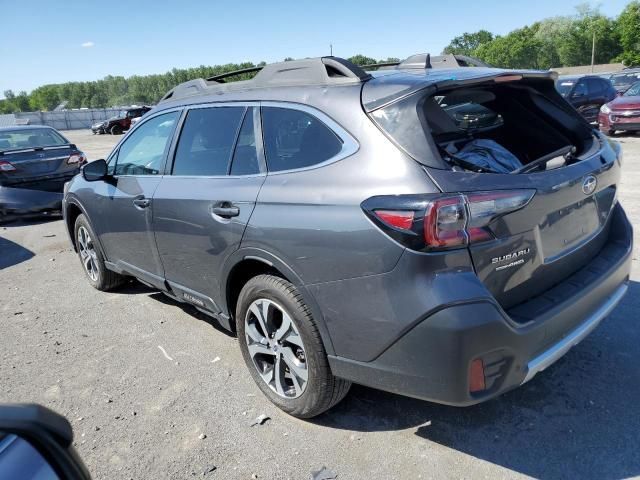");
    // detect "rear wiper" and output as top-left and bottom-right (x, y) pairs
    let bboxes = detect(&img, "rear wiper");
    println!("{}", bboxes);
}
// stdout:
(511, 145), (576, 174)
